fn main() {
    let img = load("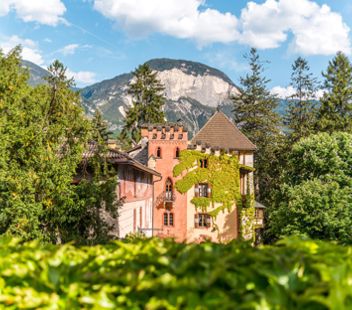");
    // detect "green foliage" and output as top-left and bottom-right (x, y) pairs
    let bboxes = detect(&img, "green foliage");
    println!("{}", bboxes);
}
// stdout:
(232, 48), (282, 203)
(269, 180), (352, 243)
(91, 110), (112, 143)
(0, 47), (118, 243)
(267, 132), (352, 243)
(121, 63), (166, 144)
(285, 57), (318, 141)
(317, 52), (352, 133)
(1, 236), (352, 309)
(173, 150), (242, 215)
(284, 131), (352, 187)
